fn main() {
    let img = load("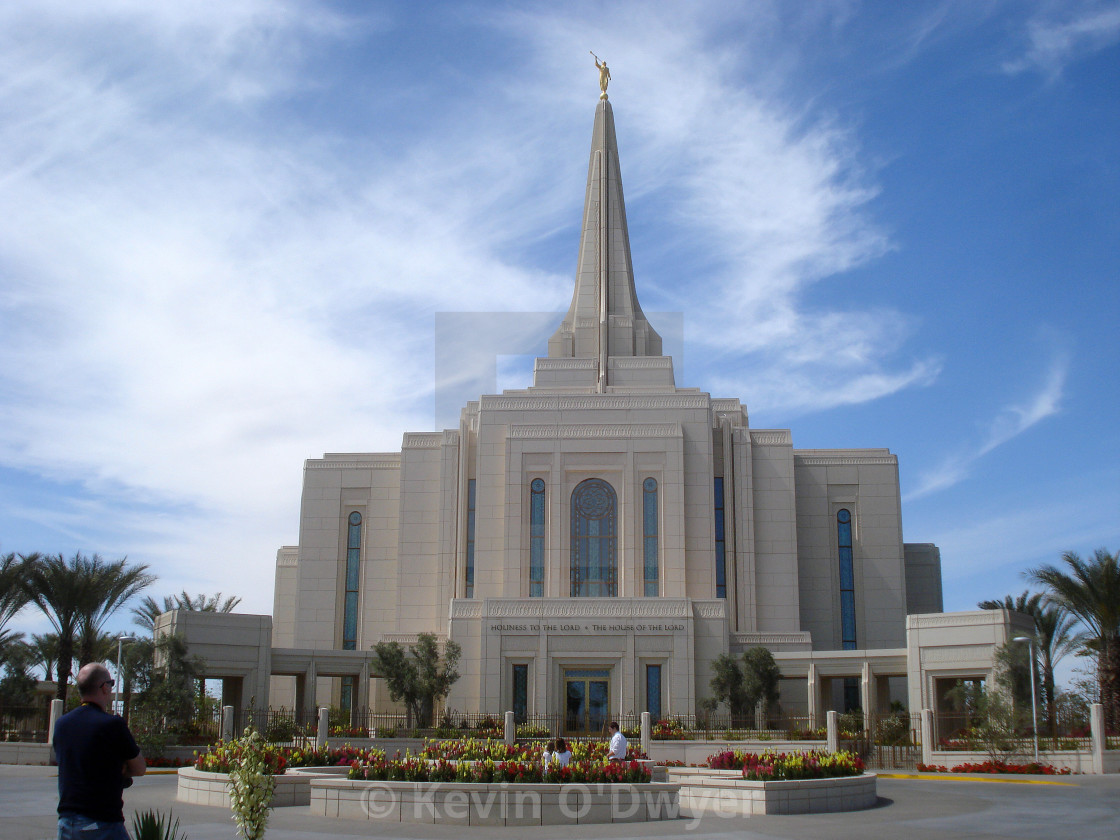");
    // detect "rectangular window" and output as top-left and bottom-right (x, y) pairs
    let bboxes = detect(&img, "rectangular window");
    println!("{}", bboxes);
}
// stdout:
(343, 512), (362, 650)
(512, 664), (528, 723)
(340, 675), (355, 713)
(529, 479), (545, 597)
(465, 479), (476, 598)
(714, 477), (726, 598)
(646, 664), (662, 721)
(643, 478), (658, 596)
